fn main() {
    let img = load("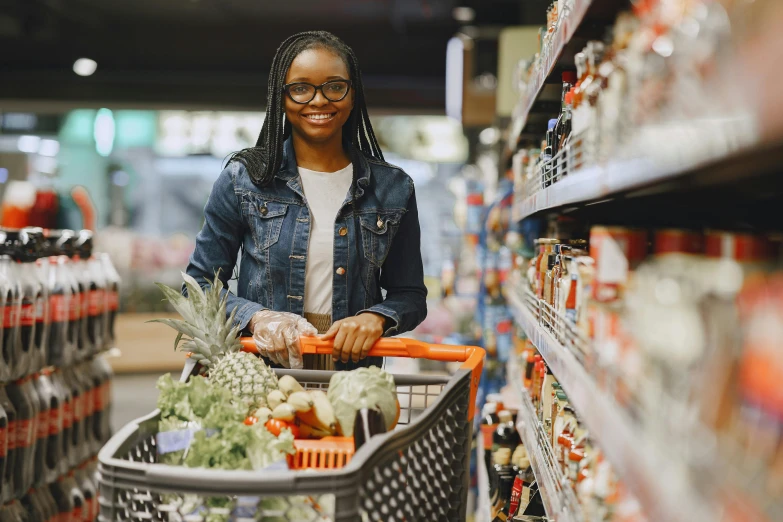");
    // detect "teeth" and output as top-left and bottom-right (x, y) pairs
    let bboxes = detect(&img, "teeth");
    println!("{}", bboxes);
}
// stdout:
(305, 114), (334, 121)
